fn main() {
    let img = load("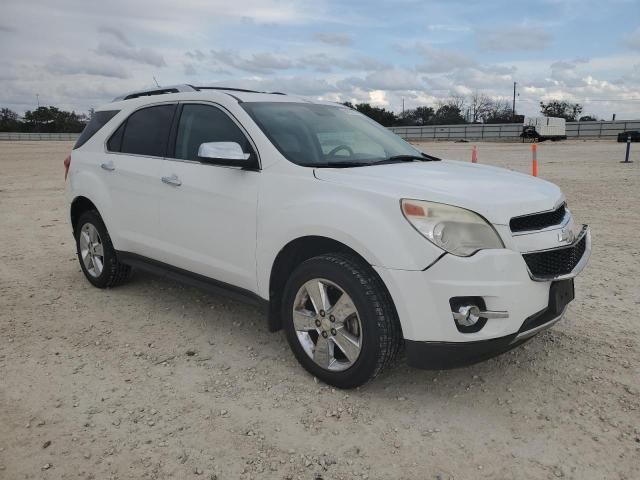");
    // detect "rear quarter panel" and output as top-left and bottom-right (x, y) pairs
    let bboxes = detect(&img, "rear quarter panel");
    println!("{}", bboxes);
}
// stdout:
(66, 150), (118, 241)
